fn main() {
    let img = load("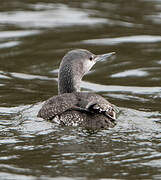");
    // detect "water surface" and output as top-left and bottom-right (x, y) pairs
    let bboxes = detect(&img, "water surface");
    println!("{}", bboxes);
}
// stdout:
(0, 0), (161, 179)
